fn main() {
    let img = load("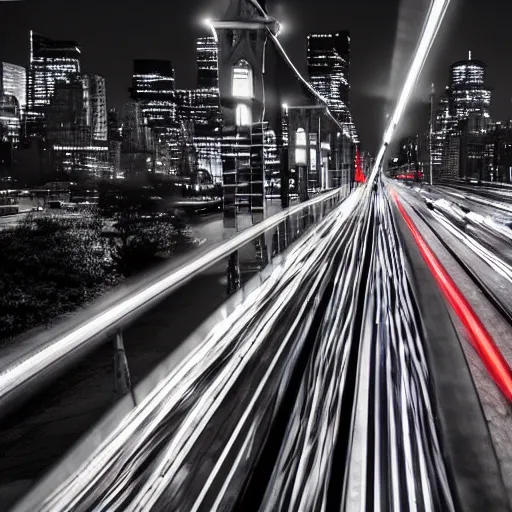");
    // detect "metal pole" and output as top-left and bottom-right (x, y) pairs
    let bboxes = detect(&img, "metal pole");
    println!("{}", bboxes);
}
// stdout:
(429, 83), (435, 185)
(318, 115), (322, 191)
(113, 331), (131, 396)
